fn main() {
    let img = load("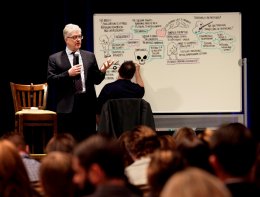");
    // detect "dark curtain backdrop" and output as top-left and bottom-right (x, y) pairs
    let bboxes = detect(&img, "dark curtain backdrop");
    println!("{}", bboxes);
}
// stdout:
(1, 0), (259, 141)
